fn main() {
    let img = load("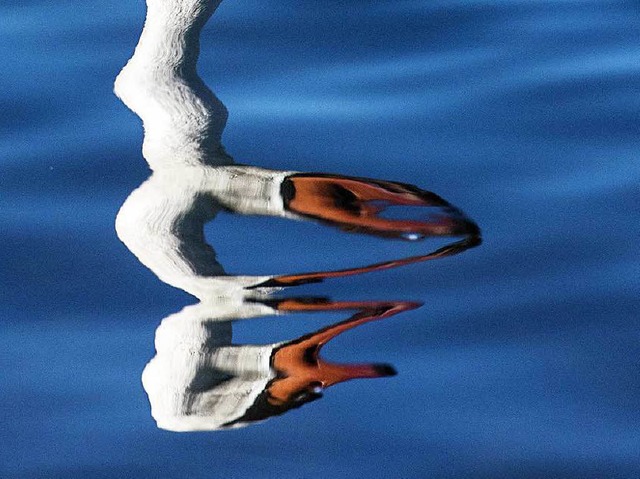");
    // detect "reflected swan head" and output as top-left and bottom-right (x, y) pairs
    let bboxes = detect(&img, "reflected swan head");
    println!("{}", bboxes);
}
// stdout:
(142, 299), (410, 432)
